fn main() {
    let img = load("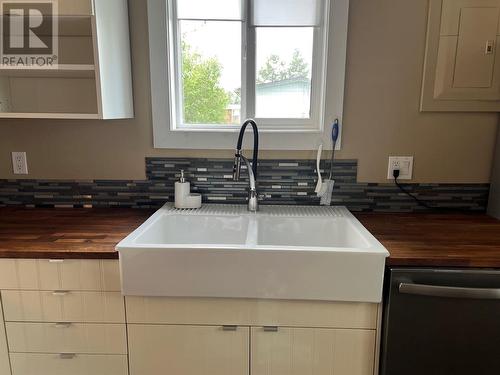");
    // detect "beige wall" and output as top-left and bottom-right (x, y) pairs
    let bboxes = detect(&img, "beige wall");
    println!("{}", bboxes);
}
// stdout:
(0, 0), (498, 183)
